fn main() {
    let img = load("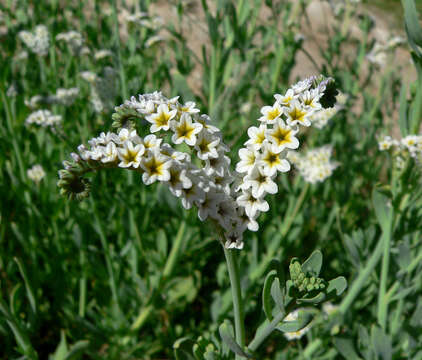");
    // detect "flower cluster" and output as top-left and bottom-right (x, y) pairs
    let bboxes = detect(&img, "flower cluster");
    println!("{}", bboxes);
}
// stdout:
(58, 76), (336, 249)
(287, 145), (339, 184)
(379, 134), (422, 168)
(56, 31), (85, 55)
(367, 36), (406, 68)
(26, 110), (62, 128)
(80, 67), (117, 113)
(18, 25), (50, 56)
(25, 88), (79, 109)
(233, 76), (335, 235)
(27, 164), (46, 183)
